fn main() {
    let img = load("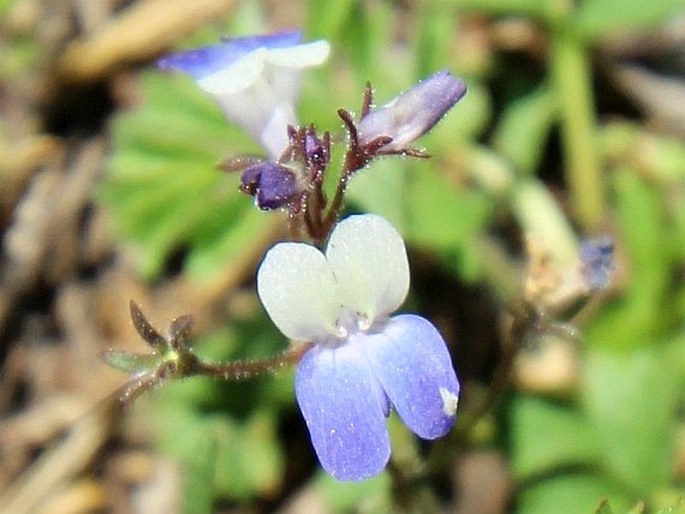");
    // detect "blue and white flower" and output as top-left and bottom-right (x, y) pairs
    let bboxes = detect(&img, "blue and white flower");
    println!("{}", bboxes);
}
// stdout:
(157, 30), (330, 159)
(257, 214), (460, 480)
